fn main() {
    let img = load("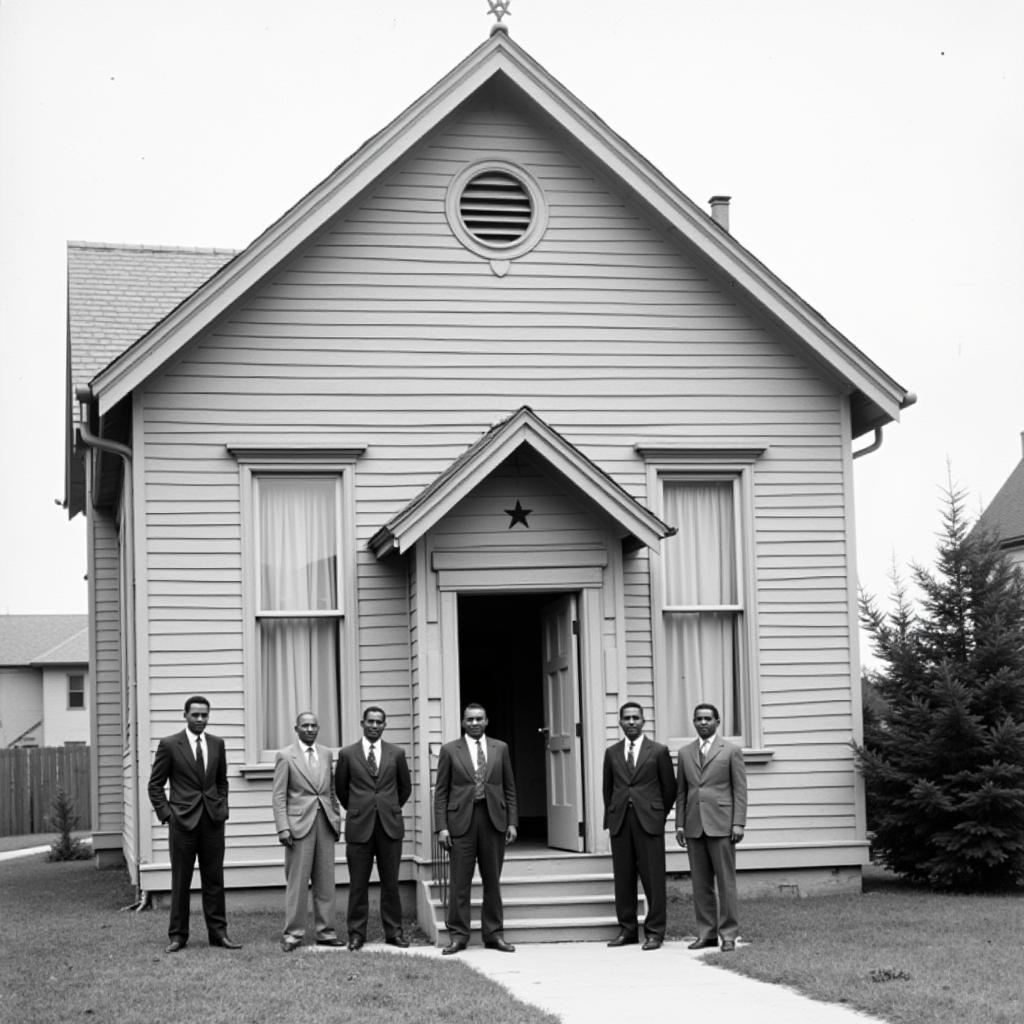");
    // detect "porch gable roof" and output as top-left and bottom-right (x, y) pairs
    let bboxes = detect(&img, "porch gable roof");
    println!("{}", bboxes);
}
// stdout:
(368, 406), (674, 558)
(85, 29), (909, 436)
